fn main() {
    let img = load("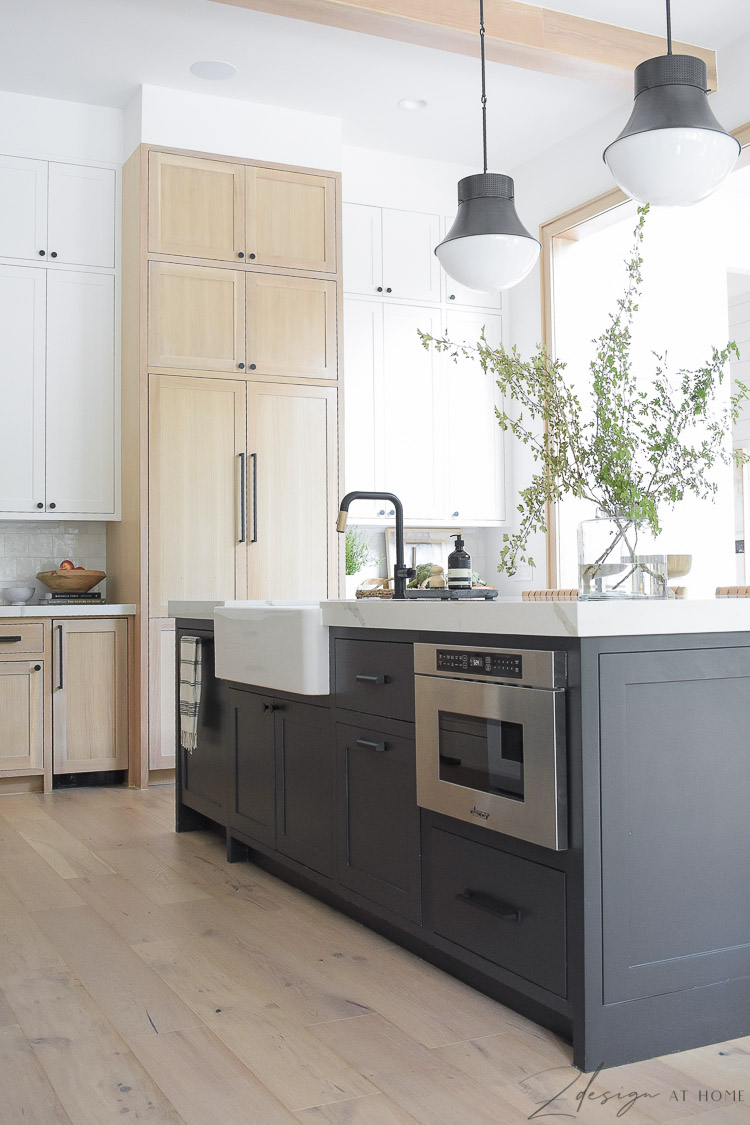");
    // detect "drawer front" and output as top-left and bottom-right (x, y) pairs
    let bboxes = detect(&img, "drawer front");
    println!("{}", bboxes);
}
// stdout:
(428, 826), (567, 997)
(0, 623), (45, 654)
(334, 639), (414, 722)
